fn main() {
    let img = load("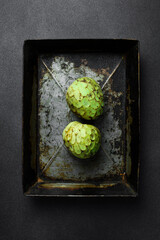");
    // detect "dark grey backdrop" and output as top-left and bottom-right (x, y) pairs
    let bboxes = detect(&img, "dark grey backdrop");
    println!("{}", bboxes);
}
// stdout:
(0, 1), (160, 239)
